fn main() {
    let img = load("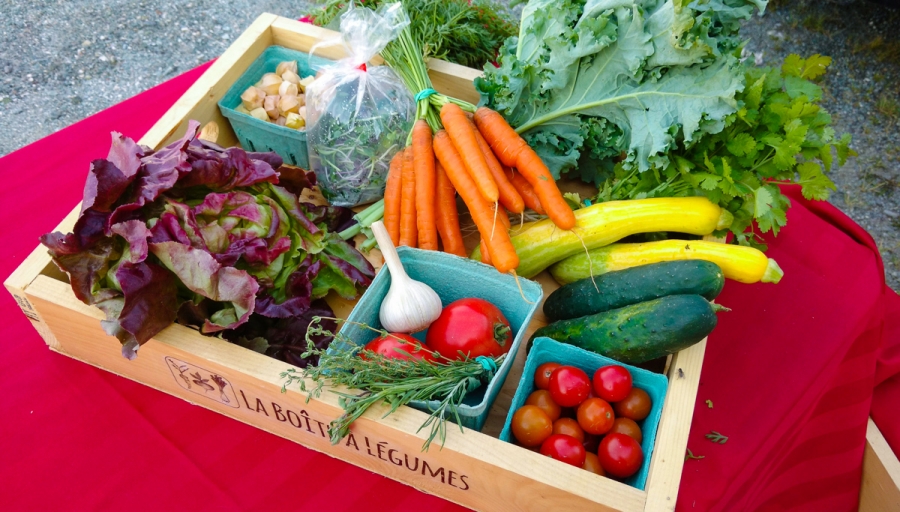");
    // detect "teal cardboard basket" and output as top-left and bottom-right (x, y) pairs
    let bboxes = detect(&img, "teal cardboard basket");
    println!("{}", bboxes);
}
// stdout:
(499, 337), (668, 490)
(218, 45), (333, 168)
(336, 247), (543, 432)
